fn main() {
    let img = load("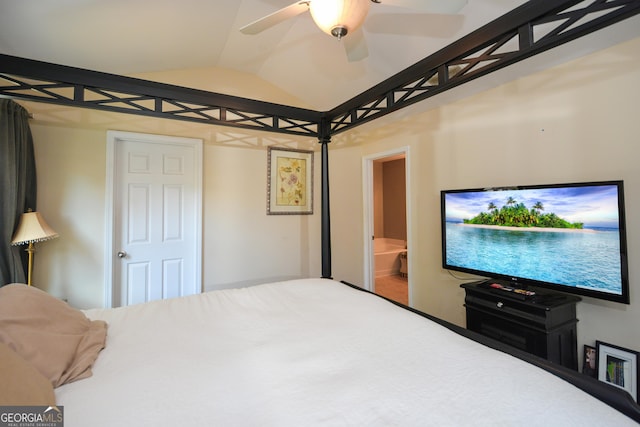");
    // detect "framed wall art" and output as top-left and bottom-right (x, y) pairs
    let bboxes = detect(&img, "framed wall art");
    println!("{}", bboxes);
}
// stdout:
(267, 147), (313, 215)
(582, 345), (597, 378)
(596, 340), (638, 402)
